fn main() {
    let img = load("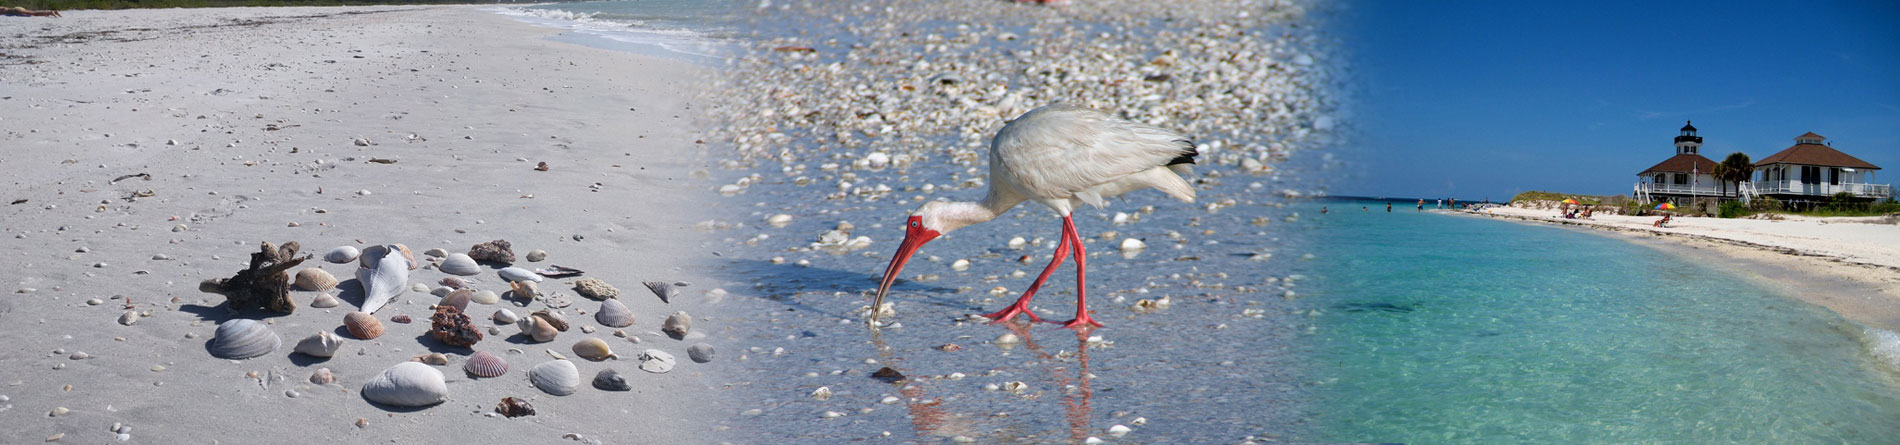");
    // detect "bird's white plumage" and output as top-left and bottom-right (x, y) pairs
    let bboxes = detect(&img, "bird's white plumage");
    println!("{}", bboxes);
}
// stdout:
(987, 104), (1196, 215)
